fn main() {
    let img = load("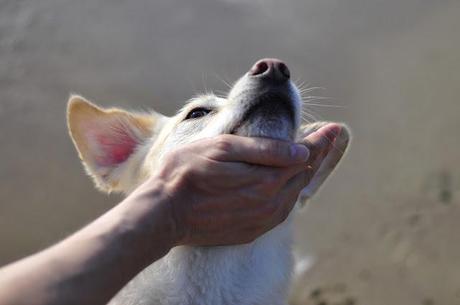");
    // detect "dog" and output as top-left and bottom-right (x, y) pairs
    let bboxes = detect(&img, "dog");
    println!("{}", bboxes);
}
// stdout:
(67, 58), (350, 305)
